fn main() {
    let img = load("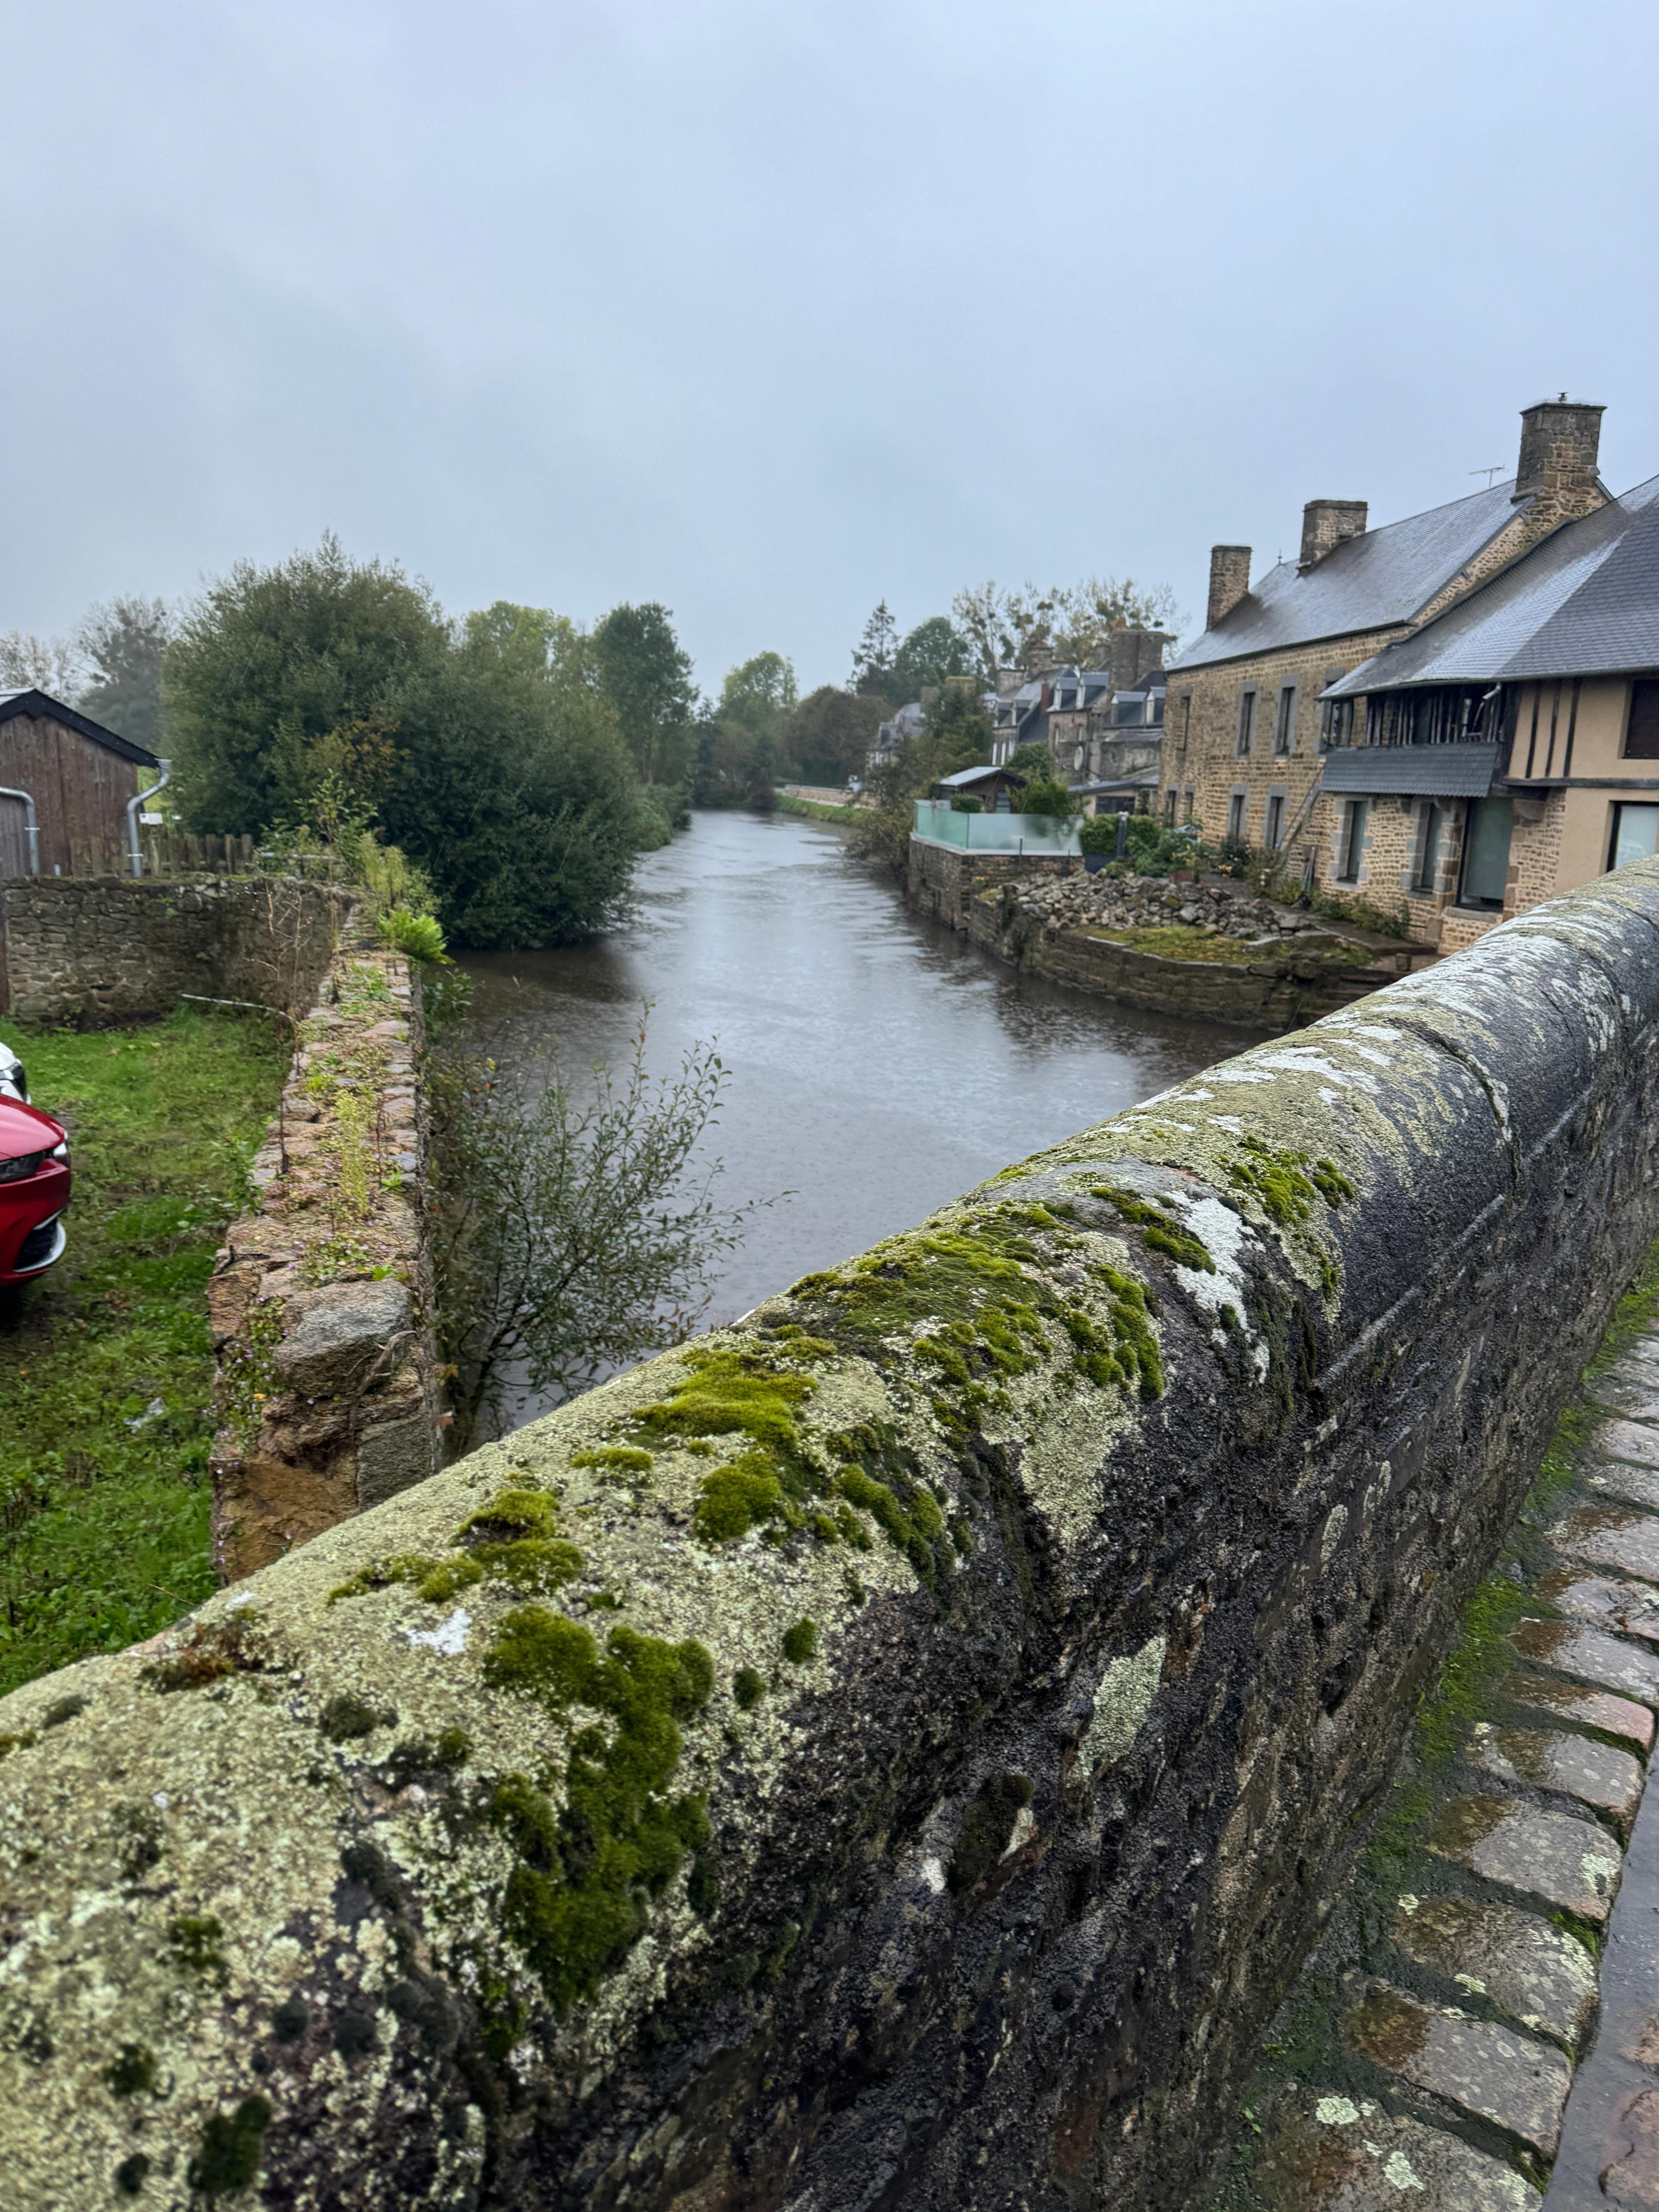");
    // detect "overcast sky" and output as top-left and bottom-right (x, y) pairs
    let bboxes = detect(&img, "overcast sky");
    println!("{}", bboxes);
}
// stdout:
(4, 0), (1656, 694)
